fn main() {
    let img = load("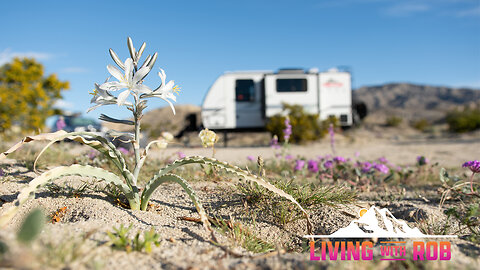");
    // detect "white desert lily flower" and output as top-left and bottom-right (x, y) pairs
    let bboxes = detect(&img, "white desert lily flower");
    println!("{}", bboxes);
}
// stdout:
(100, 58), (152, 106)
(87, 83), (132, 112)
(141, 68), (179, 114)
